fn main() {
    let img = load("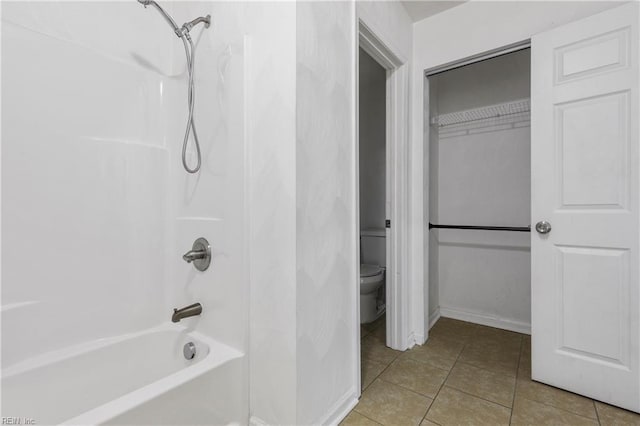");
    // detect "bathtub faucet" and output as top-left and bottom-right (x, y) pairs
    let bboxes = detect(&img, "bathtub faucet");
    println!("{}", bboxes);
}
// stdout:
(172, 303), (202, 323)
